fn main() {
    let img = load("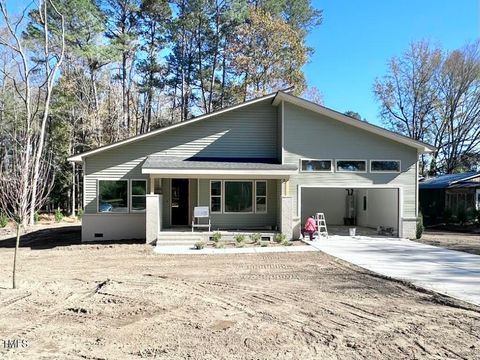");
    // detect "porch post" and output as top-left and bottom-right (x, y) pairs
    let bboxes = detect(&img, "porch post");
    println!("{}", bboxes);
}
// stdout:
(146, 194), (162, 244)
(280, 179), (293, 240)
